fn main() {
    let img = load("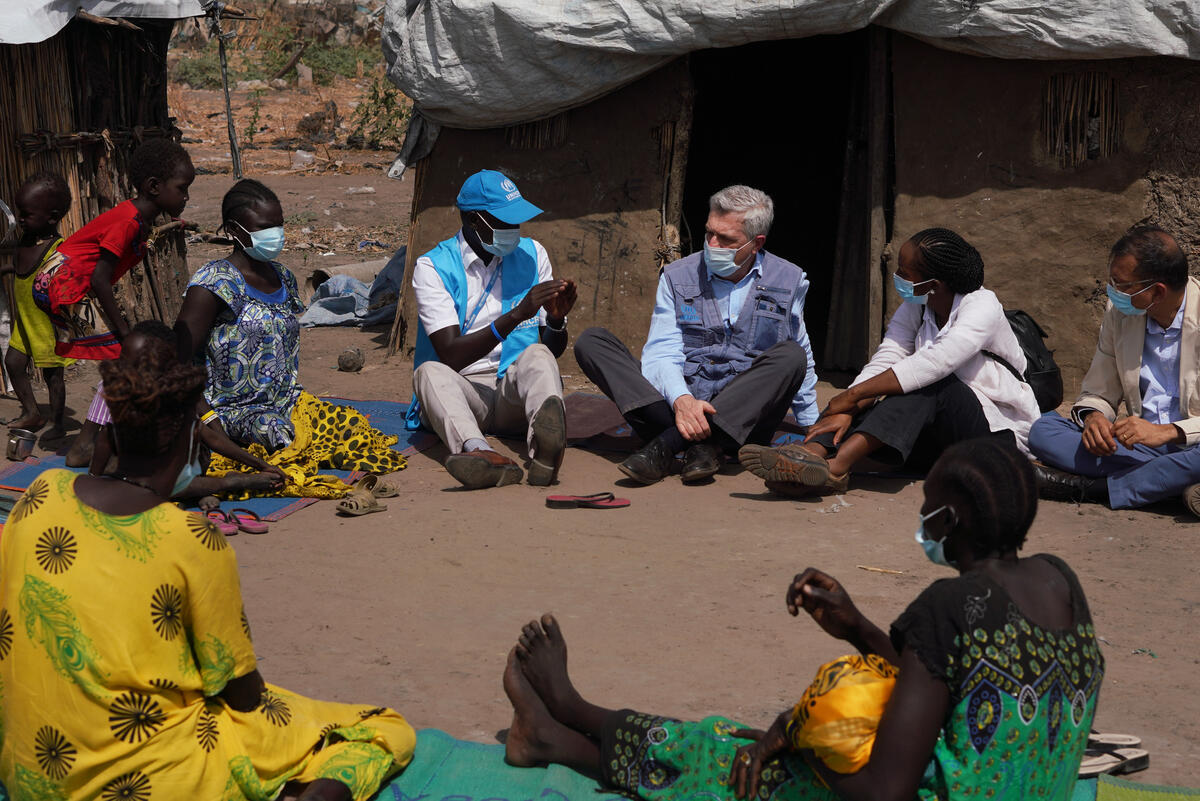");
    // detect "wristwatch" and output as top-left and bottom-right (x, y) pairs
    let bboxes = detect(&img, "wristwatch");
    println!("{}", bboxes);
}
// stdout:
(546, 316), (567, 332)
